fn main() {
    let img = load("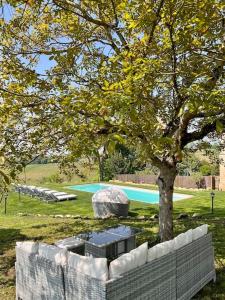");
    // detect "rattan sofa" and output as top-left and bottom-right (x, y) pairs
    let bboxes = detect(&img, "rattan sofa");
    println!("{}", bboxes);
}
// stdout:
(16, 233), (215, 300)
